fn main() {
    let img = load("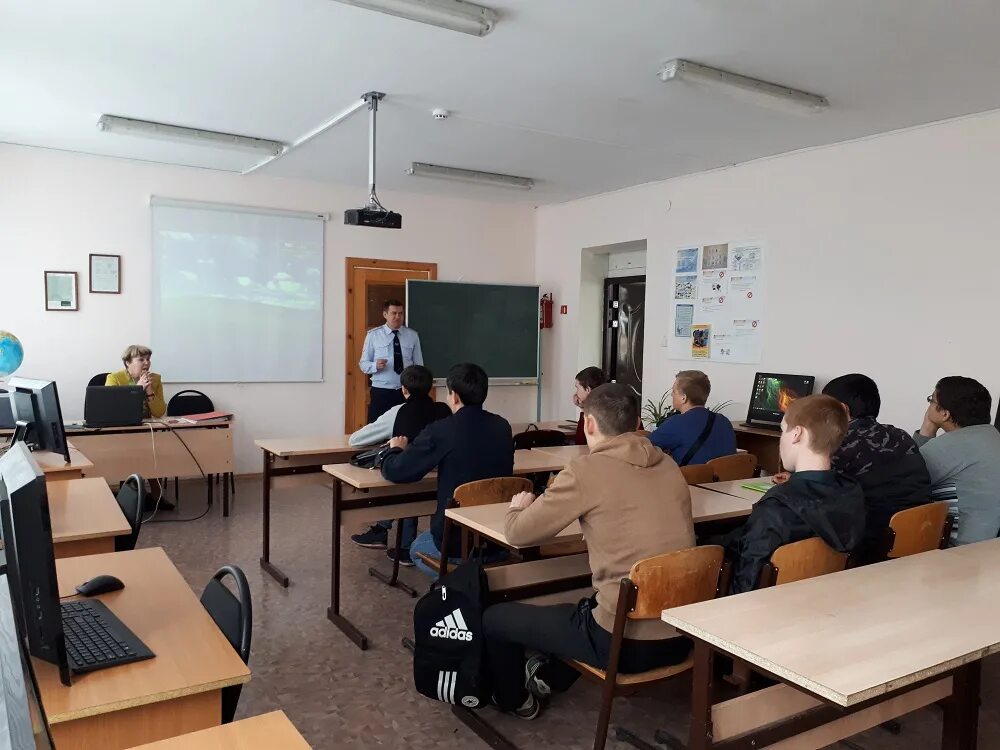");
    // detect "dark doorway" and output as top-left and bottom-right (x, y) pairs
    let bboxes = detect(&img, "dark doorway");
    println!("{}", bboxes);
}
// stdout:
(603, 275), (645, 399)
